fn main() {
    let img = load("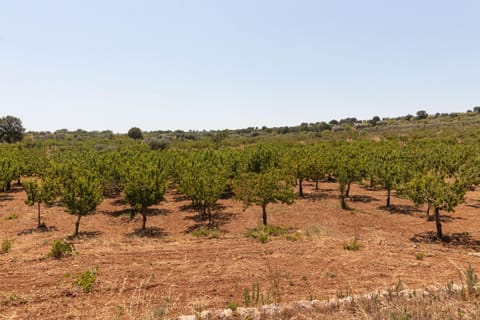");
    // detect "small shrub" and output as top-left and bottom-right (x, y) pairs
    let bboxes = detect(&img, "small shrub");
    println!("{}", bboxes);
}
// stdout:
(5, 213), (18, 220)
(284, 231), (304, 242)
(114, 305), (125, 317)
(416, 252), (425, 260)
(227, 301), (238, 311)
(246, 225), (289, 243)
(343, 236), (360, 251)
(49, 240), (75, 259)
(1, 239), (13, 254)
(73, 268), (97, 293)
(149, 304), (166, 319)
(244, 282), (260, 307)
(191, 227), (220, 238)
(460, 264), (479, 298)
